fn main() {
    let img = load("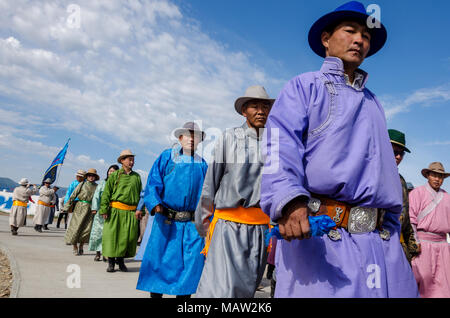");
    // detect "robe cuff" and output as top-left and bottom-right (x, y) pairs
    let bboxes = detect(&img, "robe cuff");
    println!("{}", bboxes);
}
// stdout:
(273, 189), (310, 221)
